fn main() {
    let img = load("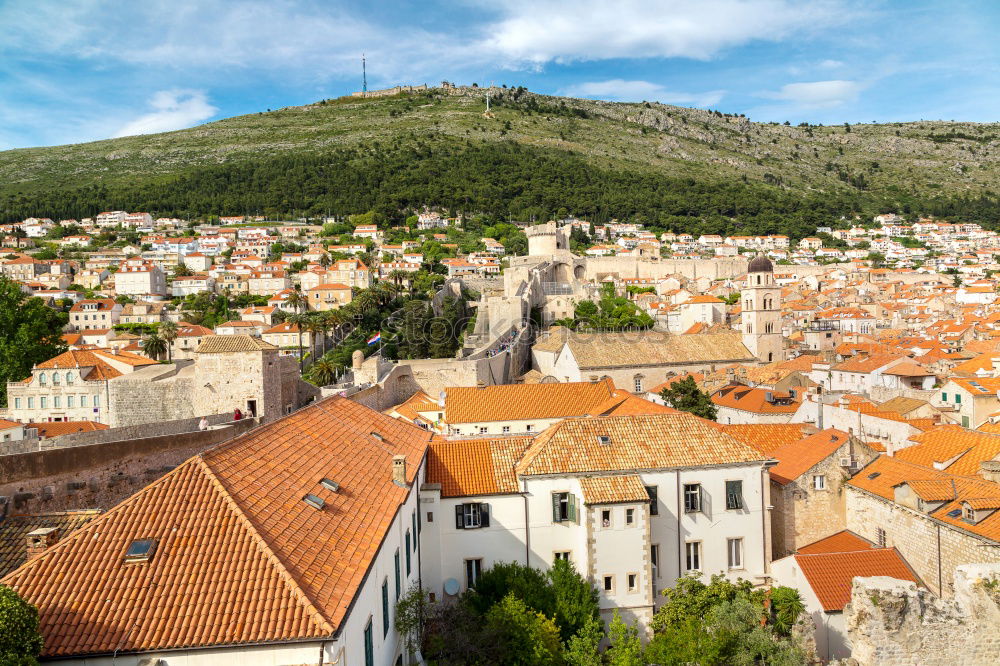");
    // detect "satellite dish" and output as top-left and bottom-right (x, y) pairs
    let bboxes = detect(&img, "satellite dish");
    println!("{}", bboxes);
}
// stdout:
(443, 578), (460, 596)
